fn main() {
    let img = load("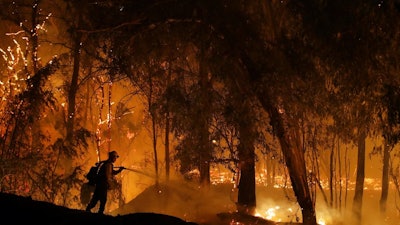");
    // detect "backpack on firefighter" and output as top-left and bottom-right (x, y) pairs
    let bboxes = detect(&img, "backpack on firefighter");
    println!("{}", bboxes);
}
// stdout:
(85, 161), (105, 186)
(80, 161), (104, 205)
